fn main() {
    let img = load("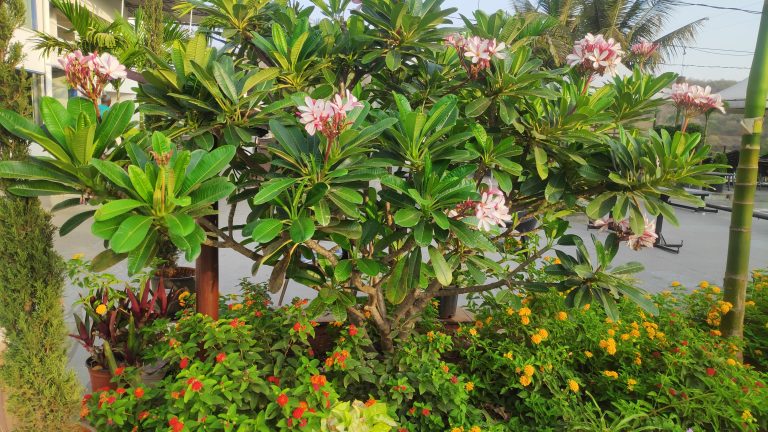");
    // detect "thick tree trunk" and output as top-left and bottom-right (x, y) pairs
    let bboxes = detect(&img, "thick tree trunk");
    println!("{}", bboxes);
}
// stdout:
(721, 0), (768, 340)
(196, 211), (220, 319)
